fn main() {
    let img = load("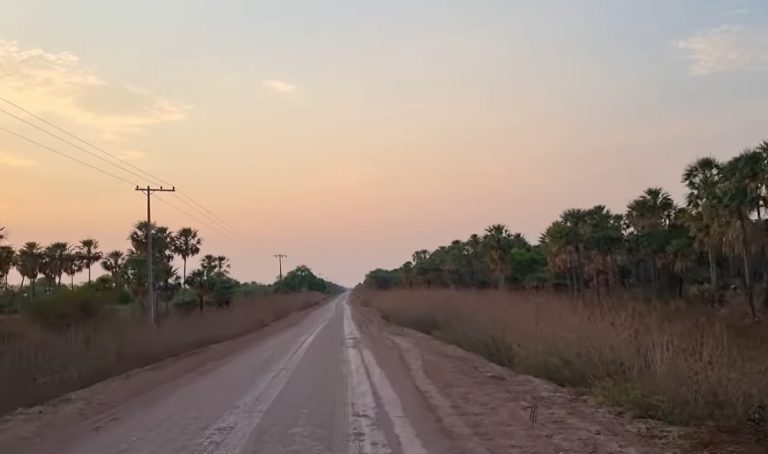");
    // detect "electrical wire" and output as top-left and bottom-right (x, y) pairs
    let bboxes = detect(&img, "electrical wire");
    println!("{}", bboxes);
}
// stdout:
(0, 125), (136, 186)
(0, 96), (239, 238)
